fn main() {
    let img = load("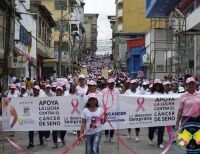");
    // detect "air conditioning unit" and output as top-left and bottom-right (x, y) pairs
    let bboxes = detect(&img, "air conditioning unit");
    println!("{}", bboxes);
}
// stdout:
(18, 56), (27, 62)
(7, 57), (19, 68)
